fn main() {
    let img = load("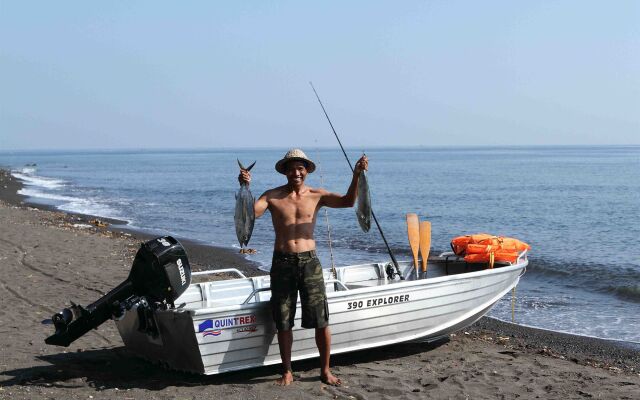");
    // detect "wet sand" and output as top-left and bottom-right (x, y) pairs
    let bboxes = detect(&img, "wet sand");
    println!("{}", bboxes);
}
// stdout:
(1, 169), (638, 399)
